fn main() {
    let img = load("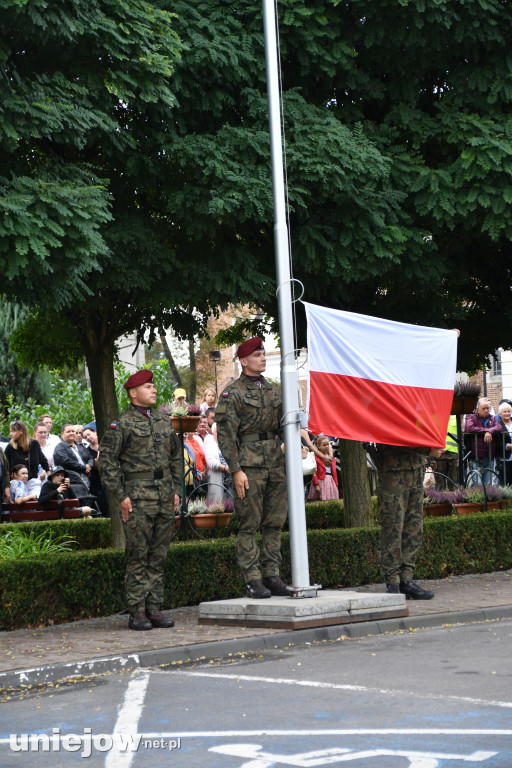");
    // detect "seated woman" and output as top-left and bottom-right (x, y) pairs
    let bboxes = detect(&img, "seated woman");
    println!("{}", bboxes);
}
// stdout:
(38, 466), (92, 516)
(5, 420), (49, 493)
(10, 464), (39, 504)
